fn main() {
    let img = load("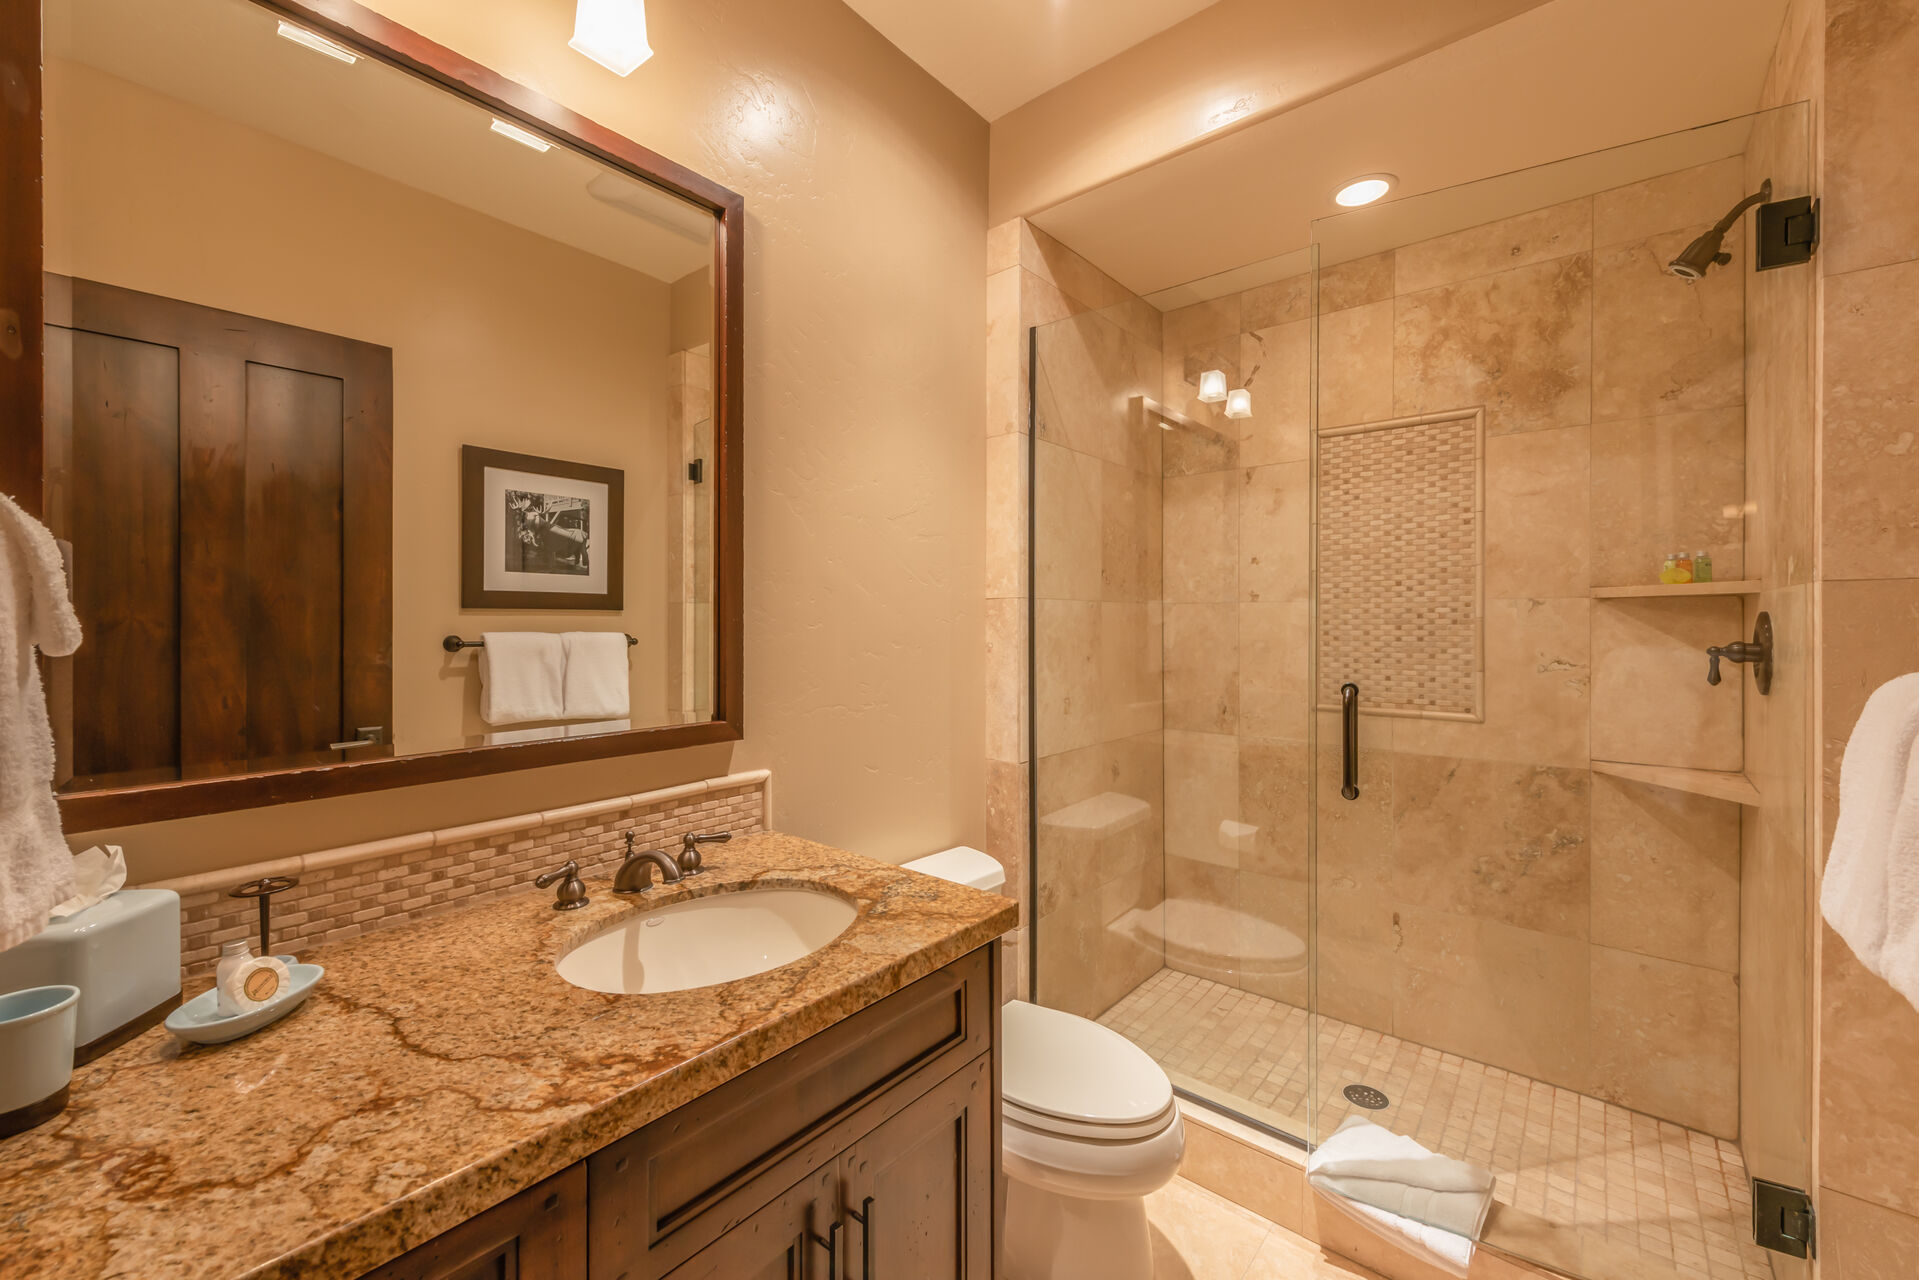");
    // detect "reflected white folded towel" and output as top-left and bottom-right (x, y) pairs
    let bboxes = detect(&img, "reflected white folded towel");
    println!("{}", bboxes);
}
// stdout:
(1823, 672), (1919, 1011)
(1314, 1178), (1476, 1279)
(1308, 1115), (1494, 1242)
(561, 632), (630, 720)
(479, 632), (565, 725)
